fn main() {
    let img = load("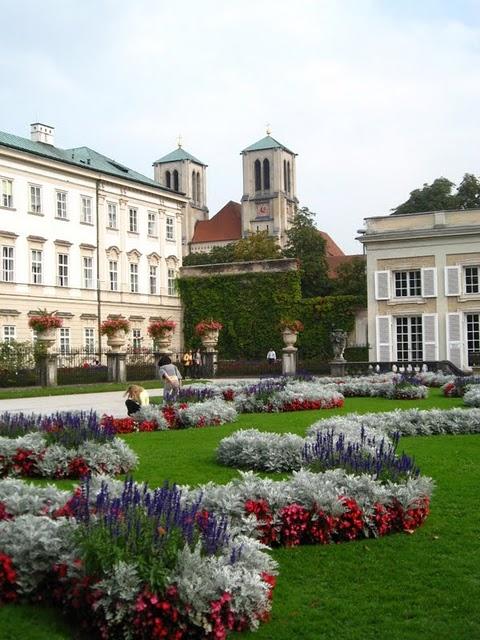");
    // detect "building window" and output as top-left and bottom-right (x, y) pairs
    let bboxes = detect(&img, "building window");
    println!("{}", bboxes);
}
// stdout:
(149, 265), (157, 294)
(109, 260), (118, 291)
(464, 266), (480, 294)
(466, 313), (480, 364)
(31, 249), (43, 284)
(192, 171), (197, 203)
(148, 211), (157, 236)
(395, 316), (423, 361)
(56, 191), (67, 219)
(57, 253), (69, 287)
(1, 246), (14, 282)
(81, 196), (92, 224)
(173, 170), (179, 191)
(130, 263), (138, 293)
(3, 325), (15, 342)
(166, 216), (174, 240)
(263, 159), (270, 191)
(59, 327), (70, 355)
(394, 270), (421, 298)
(196, 172), (201, 204)
(287, 161), (291, 193)
(107, 203), (117, 228)
(254, 160), (261, 192)
(83, 256), (93, 288)
(129, 207), (138, 232)
(132, 328), (142, 350)
(29, 185), (42, 213)
(165, 171), (171, 188)
(84, 327), (95, 353)
(167, 268), (176, 296)
(283, 160), (287, 192)
(1, 178), (13, 208)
